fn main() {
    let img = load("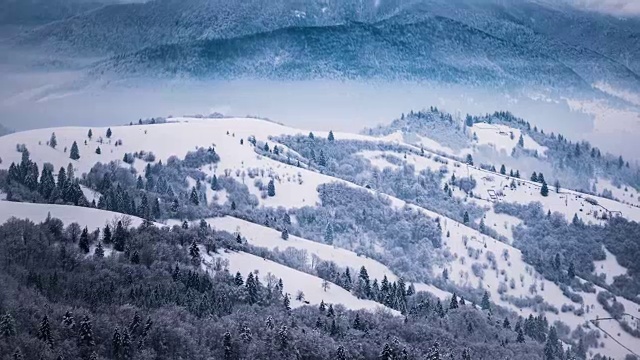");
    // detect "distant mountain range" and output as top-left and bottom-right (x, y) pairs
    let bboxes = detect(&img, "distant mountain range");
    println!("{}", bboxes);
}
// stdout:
(4, 0), (640, 94)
